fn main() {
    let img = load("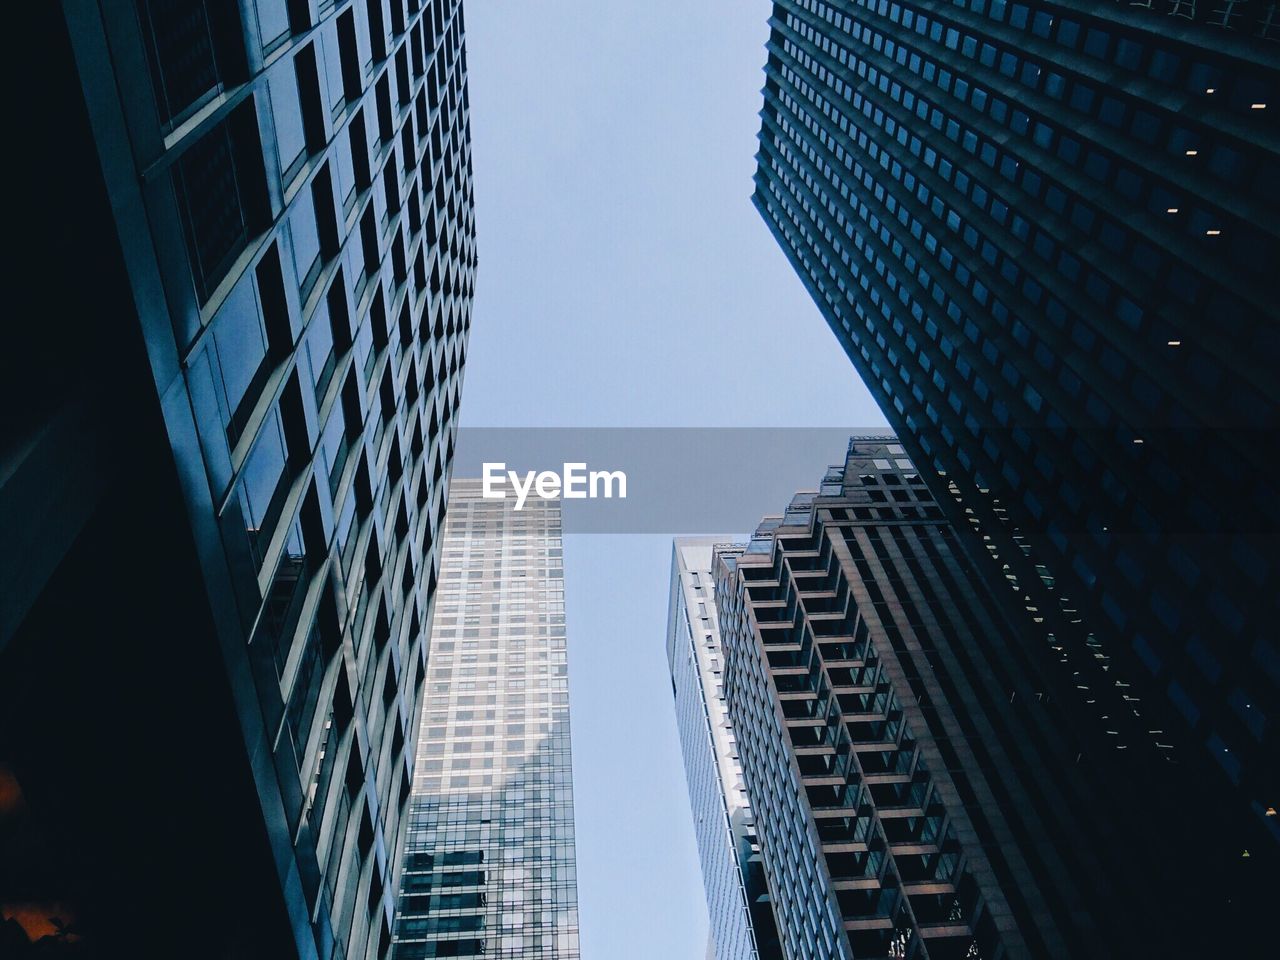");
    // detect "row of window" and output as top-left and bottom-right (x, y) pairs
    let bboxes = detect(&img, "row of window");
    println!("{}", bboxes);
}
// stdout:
(806, 0), (1277, 94)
